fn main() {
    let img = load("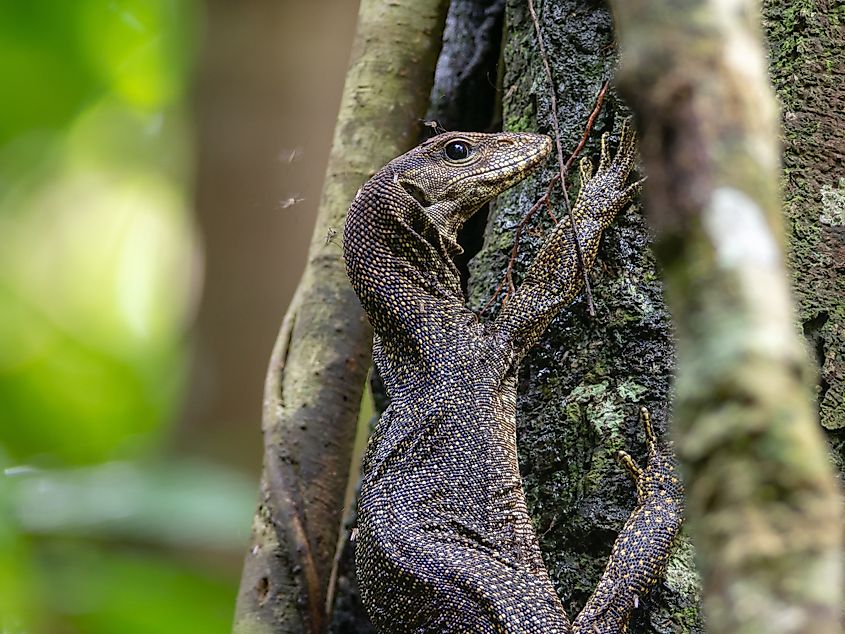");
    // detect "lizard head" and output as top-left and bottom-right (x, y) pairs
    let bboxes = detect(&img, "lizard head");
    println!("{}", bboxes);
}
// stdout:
(391, 131), (552, 244)
(343, 131), (552, 316)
